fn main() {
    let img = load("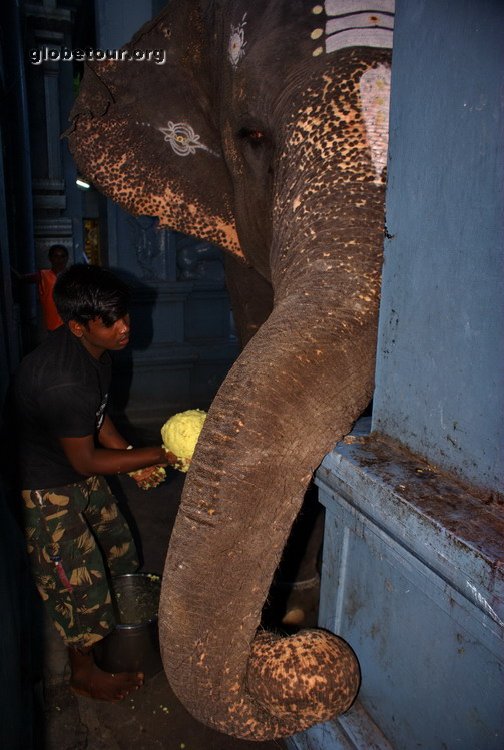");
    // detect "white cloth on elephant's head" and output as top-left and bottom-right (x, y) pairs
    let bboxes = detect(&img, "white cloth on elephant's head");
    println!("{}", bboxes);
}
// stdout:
(323, 0), (394, 55)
